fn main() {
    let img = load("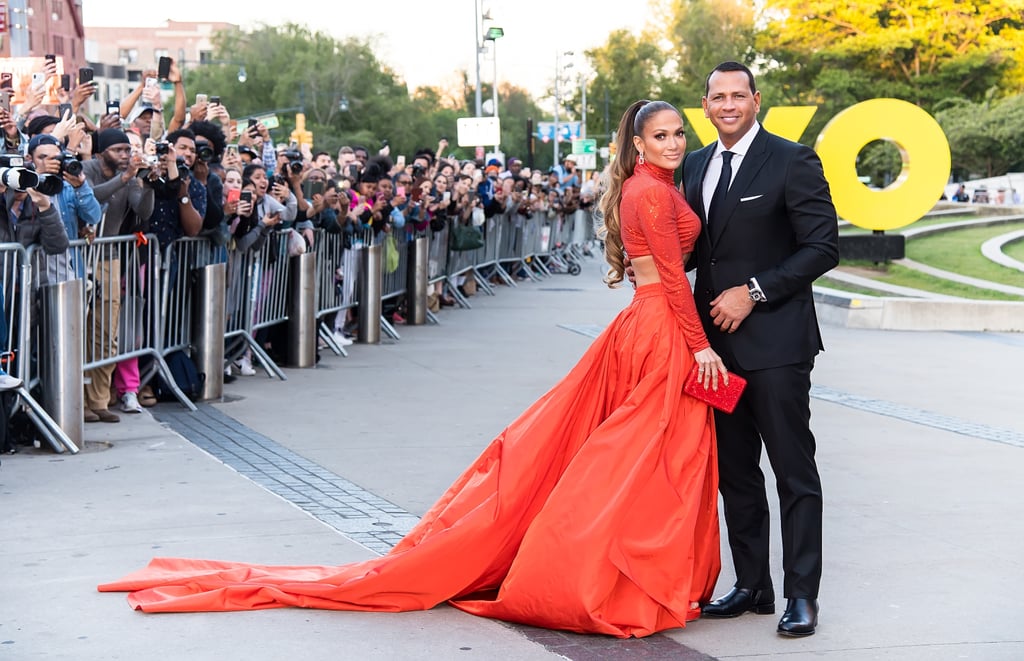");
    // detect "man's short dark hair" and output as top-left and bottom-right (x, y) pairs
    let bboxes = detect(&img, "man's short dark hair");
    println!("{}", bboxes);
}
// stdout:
(314, 151), (330, 160)
(166, 128), (196, 145)
(705, 61), (757, 96)
(188, 120), (226, 159)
